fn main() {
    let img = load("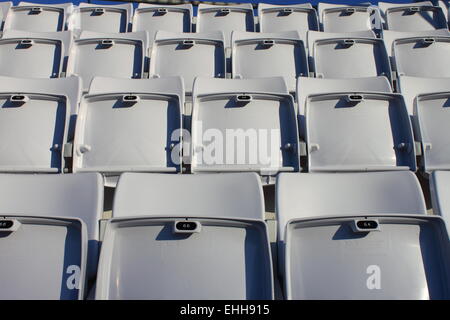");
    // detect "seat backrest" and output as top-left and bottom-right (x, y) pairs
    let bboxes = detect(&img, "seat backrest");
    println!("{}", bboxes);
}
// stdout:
(191, 77), (299, 178)
(430, 170), (450, 236)
(149, 31), (225, 93)
(0, 30), (72, 78)
(392, 35), (450, 78)
(94, 172), (273, 300)
(382, 3), (447, 31)
(66, 31), (149, 92)
(72, 77), (183, 176)
(305, 92), (416, 172)
(132, 3), (193, 43)
(196, 3), (255, 47)
(0, 172), (103, 299)
(0, 75), (81, 140)
(276, 172), (448, 300)
(70, 3), (133, 33)
(4, 1), (73, 32)
(231, 31), (308, 92)
(312, 36), (391, 80)
(318, 3), (377, 32)
(257, 3), (318, 43)
(296, 76), (392, 138)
